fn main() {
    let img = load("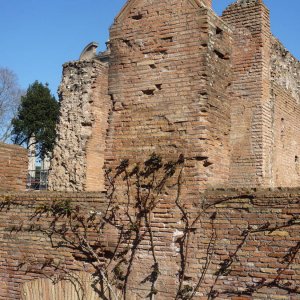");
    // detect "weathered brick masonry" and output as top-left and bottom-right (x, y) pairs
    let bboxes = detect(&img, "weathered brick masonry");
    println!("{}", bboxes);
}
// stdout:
(105, 0), (232, 201)
(0, 143), (28, 191)
(0, 189), (299, 299)
(10, 0), (300, 299)
(222, 0), (272, 187)
(269, 37), (300, 187)
(0, 192), (108, 299)
(49, 0), (300, 191)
